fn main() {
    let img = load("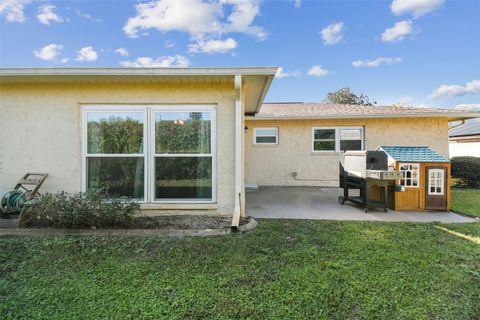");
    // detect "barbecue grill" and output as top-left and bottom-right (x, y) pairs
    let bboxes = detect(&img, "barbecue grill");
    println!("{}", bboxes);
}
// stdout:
(339, 151), (403, 212)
